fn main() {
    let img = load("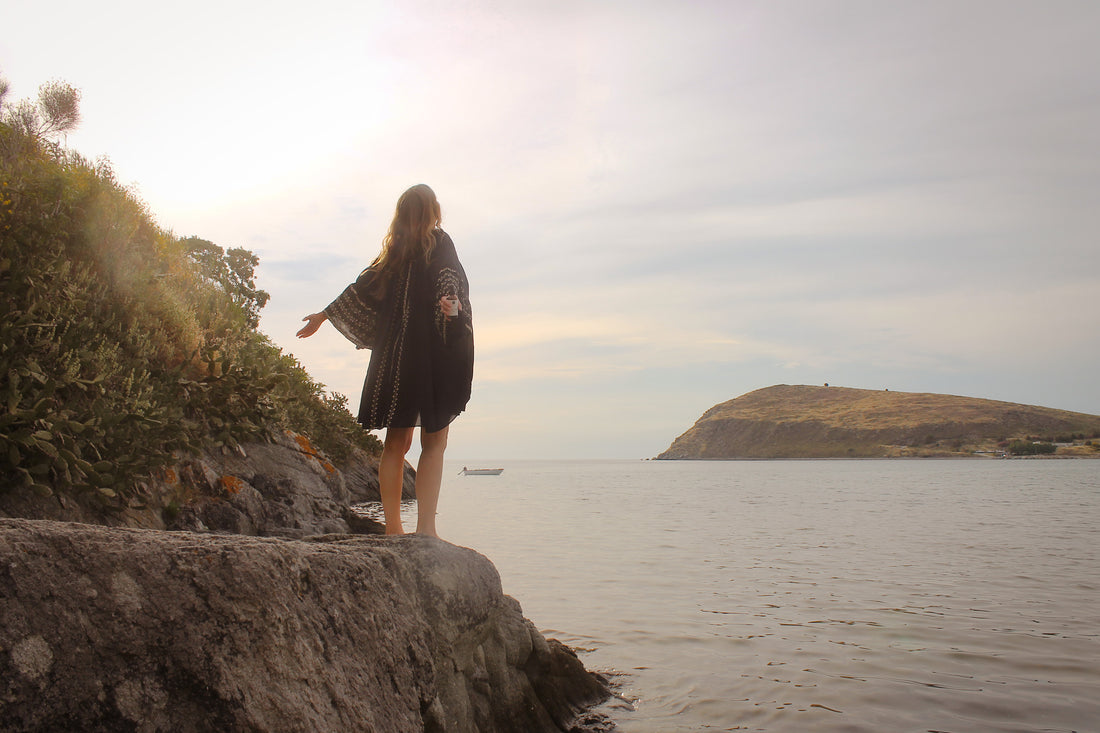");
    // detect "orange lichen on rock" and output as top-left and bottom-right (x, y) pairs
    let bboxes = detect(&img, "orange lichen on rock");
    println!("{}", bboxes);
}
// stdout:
(291, 433), (336, 474)
(220, 475), (246, 495)
(292, 433), (315, 455)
